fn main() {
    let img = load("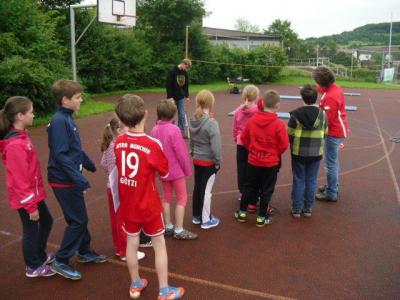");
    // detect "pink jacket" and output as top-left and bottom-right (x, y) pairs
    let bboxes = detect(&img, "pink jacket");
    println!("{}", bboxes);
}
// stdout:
(100, 141), (116, 188)
(232, 103), (258, 145)
(0, 128), (47, 213)
(150, 120), (192, 181)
